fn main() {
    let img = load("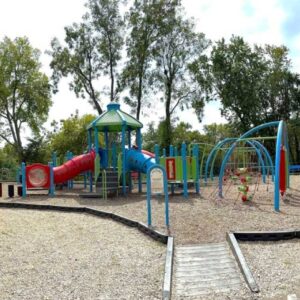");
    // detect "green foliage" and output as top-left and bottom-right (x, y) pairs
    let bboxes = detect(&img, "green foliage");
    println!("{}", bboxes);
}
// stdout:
(87, 0), (124, 102)
(49, 0), (124, 114)
(203, 123), (237, 144)
(23, 135), (51, 164)
(121, 0), (179, 120)
(210, 36), (300, 132)
(153, 5), (210, 148)
(49, 23), (103, 114)
(143, 121), (205, 151)
(49, 113), (96, 159)
(0, 37), (52, 161)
